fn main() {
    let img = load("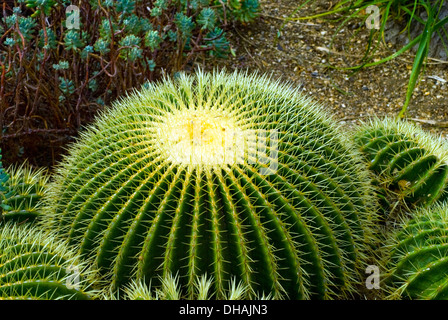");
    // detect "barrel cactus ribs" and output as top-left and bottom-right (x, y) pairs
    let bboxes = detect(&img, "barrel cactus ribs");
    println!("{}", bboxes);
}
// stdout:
(0, 222), (99, 300)
(353, 117), (448, 213)
(40, 69), (377, 299)
(0, 163), (49, 223)
(384, 202), (448, 300)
